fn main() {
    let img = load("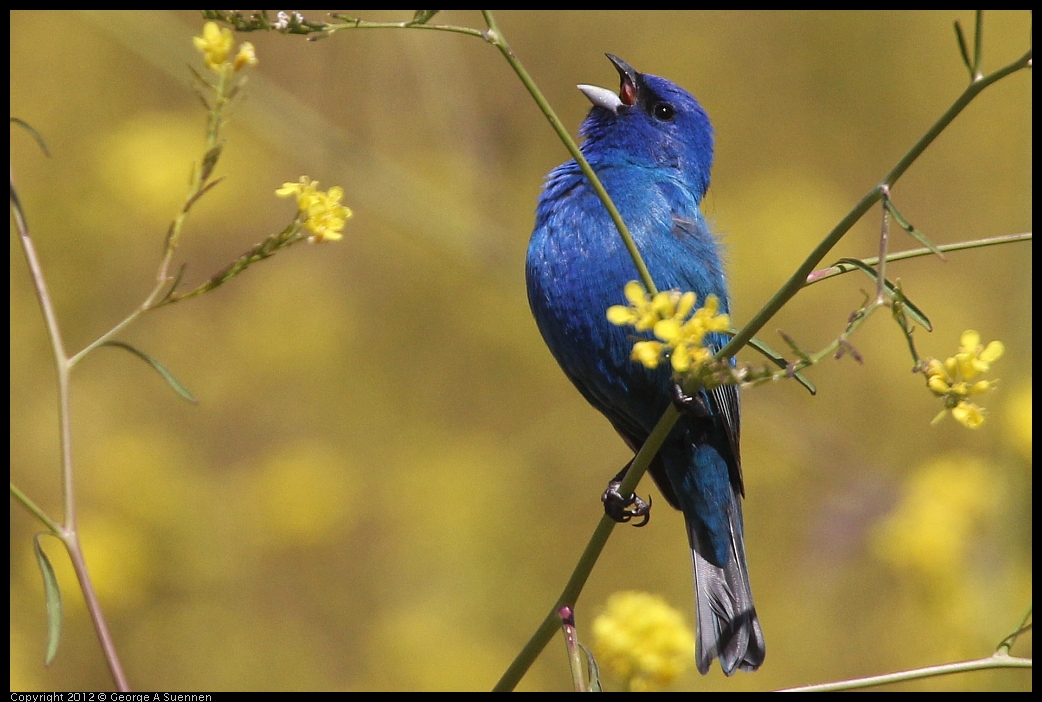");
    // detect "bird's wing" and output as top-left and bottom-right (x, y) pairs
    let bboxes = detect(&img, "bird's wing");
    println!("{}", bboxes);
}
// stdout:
(662, 209), (744, 498)
(709, 380), (743, 497)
